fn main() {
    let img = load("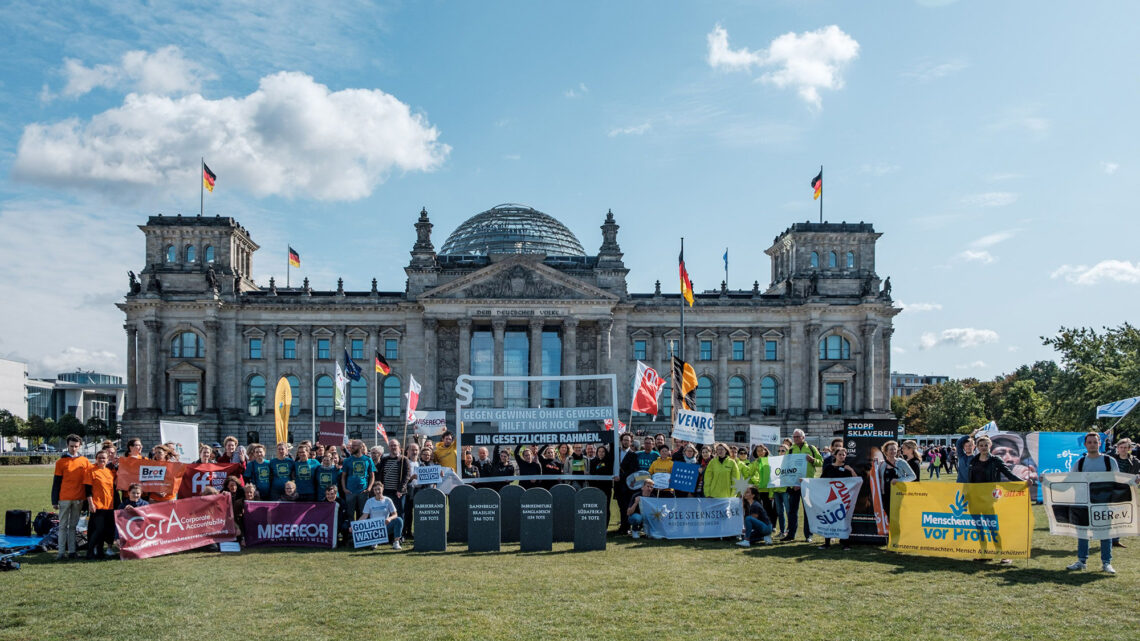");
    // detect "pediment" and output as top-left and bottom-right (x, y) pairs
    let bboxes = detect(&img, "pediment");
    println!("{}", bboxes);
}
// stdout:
(167, 361), (205, 376)
(821, 363), (856, 376)
(242, 326), (266, 339)
(730, 329), (751, 339)
(762, 329), (784, 338)
(696, 329), (718, 339)
(312, 327), (334, 339)
(420, 256), (618, 302)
